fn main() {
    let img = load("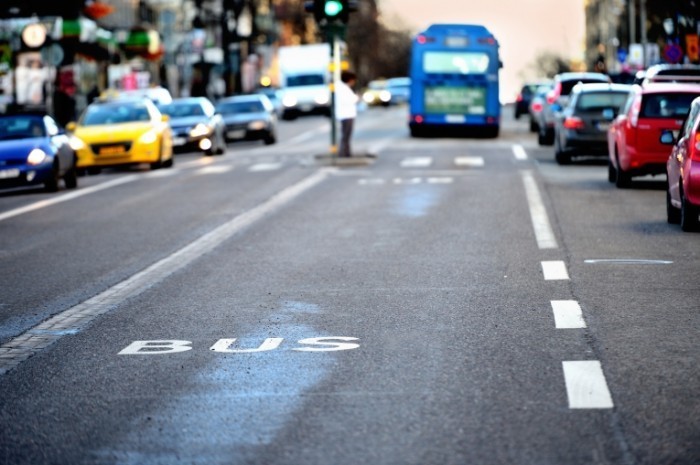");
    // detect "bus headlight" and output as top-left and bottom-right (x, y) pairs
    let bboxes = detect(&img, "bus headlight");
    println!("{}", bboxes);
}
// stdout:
(27, 148), (48, 165)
